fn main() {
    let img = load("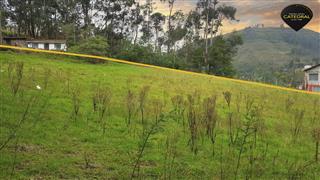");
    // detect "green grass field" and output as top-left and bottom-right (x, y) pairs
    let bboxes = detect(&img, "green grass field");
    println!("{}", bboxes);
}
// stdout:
(0, 51), (319, 179)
